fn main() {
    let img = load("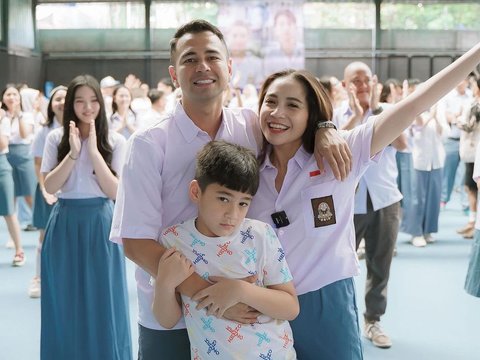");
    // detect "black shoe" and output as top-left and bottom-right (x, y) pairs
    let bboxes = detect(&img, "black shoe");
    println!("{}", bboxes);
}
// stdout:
(23, 224), (38, 232)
